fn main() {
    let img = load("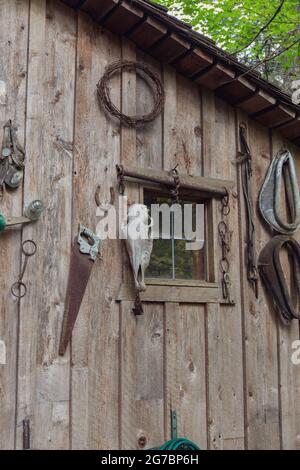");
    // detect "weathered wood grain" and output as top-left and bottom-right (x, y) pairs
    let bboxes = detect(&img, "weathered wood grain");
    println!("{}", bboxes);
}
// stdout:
(202, 91), (244, 450)
(242, 117), (280, 449)
(0, 0), (29, 450)
(163, 68), (208, 447)
(165, 303), (207, 448)
(15, 0), (76, 449)
(120, 41), (165, 450)
(116, 282), (222, 304)
(71, 11), (121, 449)
(1, 0), (299, 450)
(121, 302), (164, 449)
